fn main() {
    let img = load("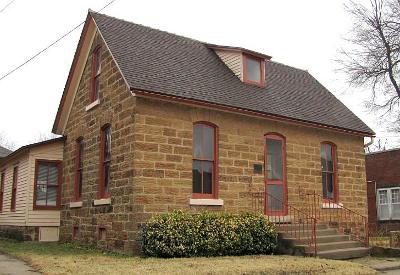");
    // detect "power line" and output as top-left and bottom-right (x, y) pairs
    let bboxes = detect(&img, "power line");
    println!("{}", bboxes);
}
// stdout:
(0, 0), (117, 82)
(0, 0), (15, 14)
